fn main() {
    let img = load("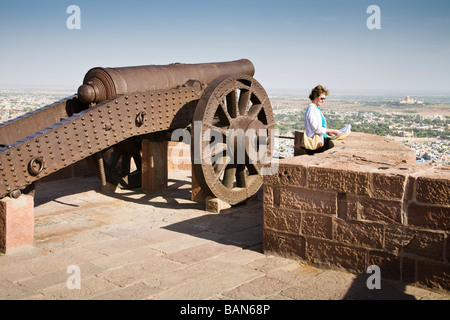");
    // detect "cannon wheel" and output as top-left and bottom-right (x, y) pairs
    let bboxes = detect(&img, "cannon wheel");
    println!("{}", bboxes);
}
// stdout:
(86, 137), (142, 189)
(192, 74), (274, 205)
